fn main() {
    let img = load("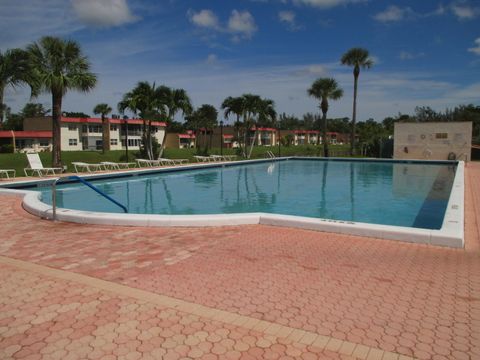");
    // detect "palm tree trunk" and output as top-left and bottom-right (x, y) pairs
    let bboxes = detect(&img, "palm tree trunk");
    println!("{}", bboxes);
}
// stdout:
(0, 84), (5, 124)
(159, 115), (171, 158)
(350, 70), (359, 156)
(159, 129), (167, 157)
(147, 120), (153, 159)
(52, 91), (62, 167)
(248, 130), (257, 159)
(142, 120), (148, 158)
(322, 111), (328, 157)
(102, 114), (110, 153)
